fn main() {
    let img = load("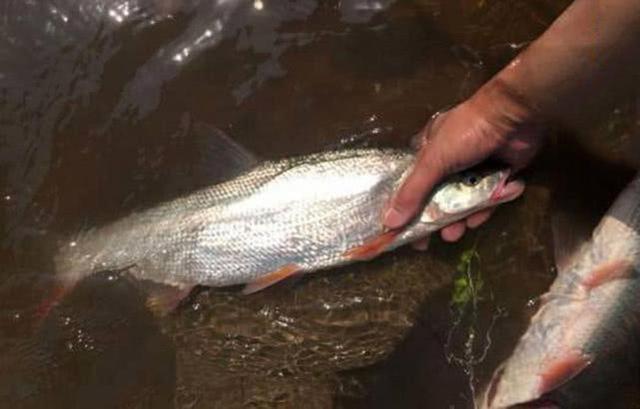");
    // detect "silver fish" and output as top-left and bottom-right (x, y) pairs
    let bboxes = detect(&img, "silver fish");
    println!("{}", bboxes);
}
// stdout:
(480, 174), (640, 408)
(56, 145), (523, 299)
